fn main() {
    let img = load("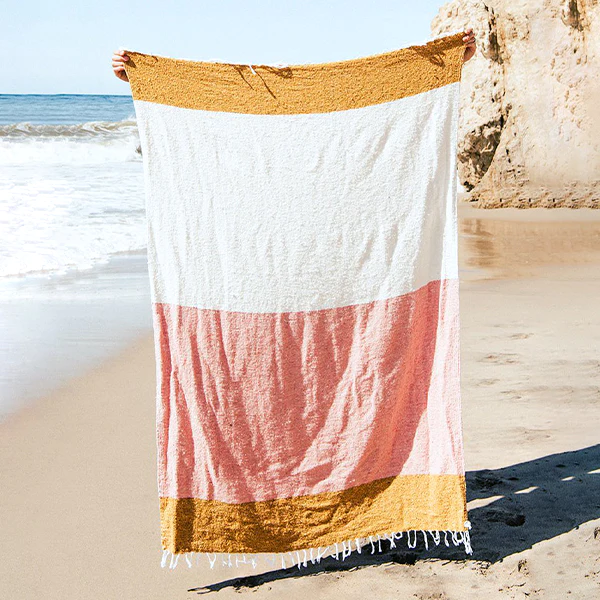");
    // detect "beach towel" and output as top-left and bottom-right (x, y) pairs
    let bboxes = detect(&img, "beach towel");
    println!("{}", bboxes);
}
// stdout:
(122, 31), (471, 570)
